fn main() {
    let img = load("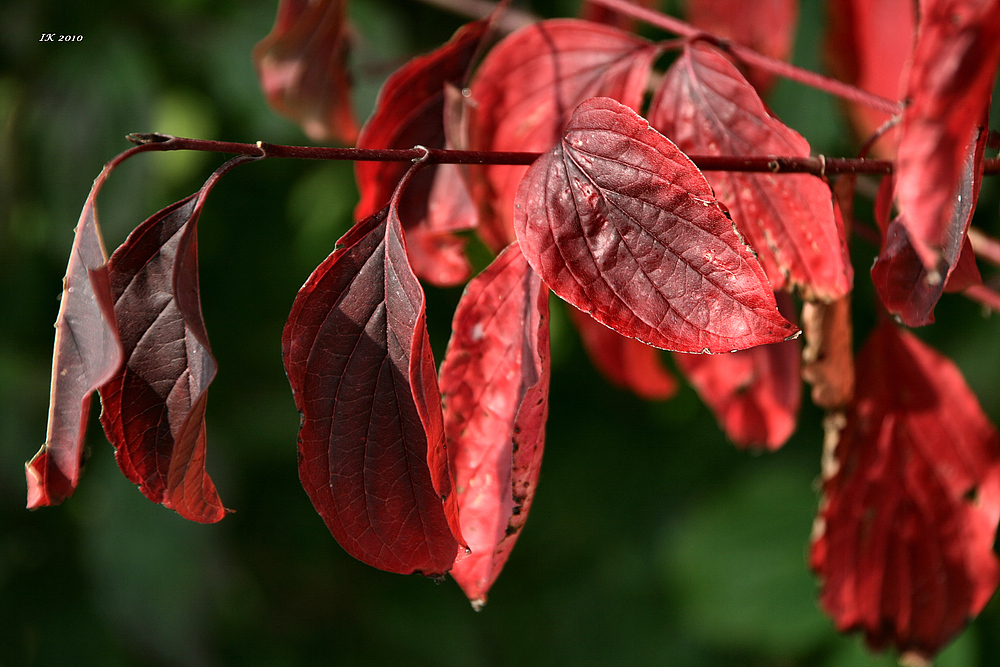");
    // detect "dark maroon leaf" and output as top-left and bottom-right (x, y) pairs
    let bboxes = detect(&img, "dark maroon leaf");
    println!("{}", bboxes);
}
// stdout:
(98, 157), (244, 523)
(25, 187), (123, 508)
(812, 322), (1000, 660)
(440, 243), (550, 607)
(283, 166), (464, 576)
(468, 19), (660, 252)
(514, 97), (798, 353)
(569, 307), (678, 401)
(253, 0), (357, 144)
(894, 0), (1000, 271)
(650, 41), (852, 301)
